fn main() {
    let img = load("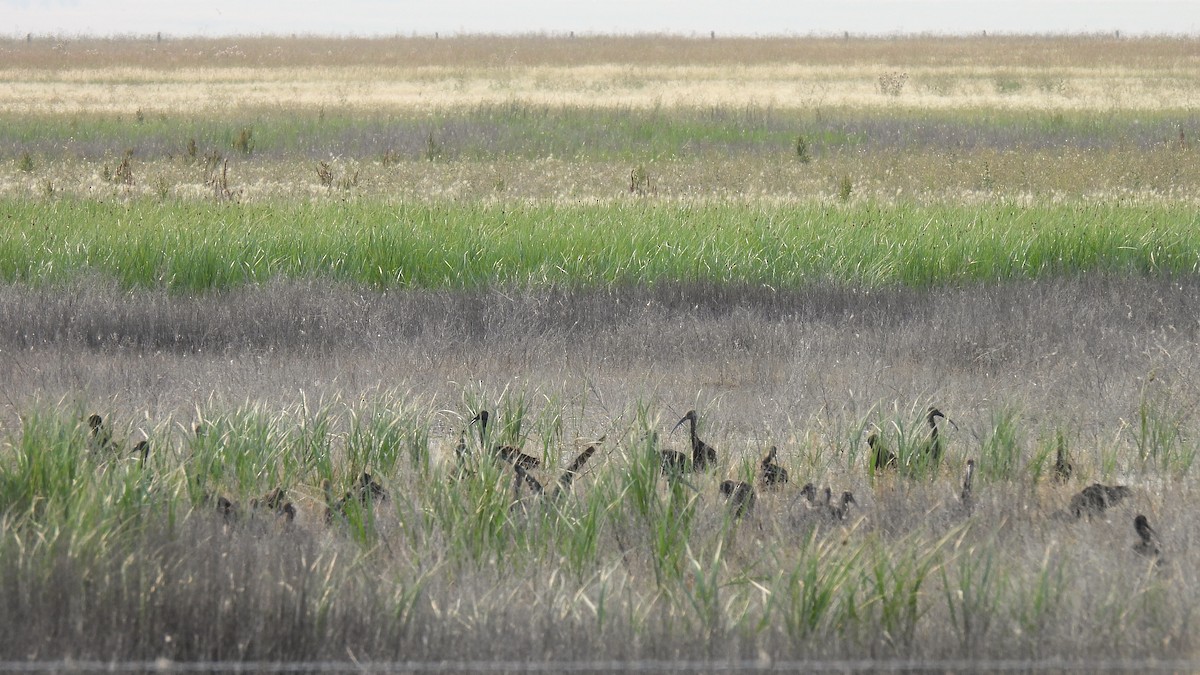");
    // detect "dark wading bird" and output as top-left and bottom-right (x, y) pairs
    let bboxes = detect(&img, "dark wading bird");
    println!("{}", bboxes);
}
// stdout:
(132, 440), (150, 466)
(1069, 483), (1131, 519)
(719, 480), (756, 519)
(867, 430), (897, 471)
(471, 410), (541, 470)
(513, 445), (598, 501)
(826, 489), (857, 521)
(760, 446), (789, 488)
(86, 413), (115, 452)
(1132, 514), (1164, 565)
(672, 410), (718, 471)
(251, 486), (296, 523)
(322, 472), (387, 524)
(799, 482), (820, 507)
(923, 407), (957, 462)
